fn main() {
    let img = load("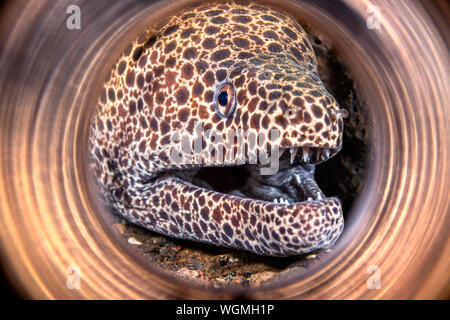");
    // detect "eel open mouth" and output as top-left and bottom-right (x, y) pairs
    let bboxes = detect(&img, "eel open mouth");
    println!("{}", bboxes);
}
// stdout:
(131, 147), (344, 256)
(145, 145), (345, 256)
(171, 146), (339, 206)
(139, 146), (344, 256)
